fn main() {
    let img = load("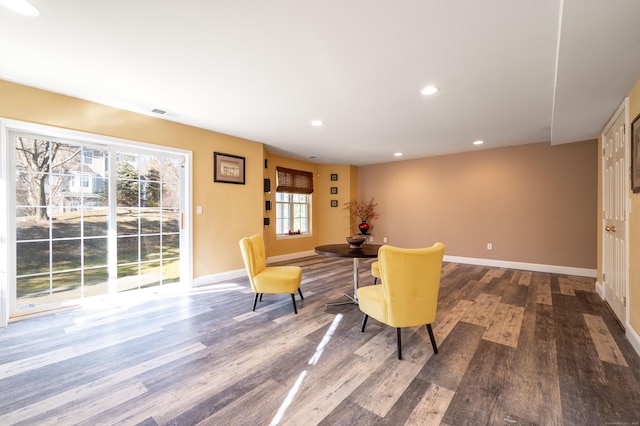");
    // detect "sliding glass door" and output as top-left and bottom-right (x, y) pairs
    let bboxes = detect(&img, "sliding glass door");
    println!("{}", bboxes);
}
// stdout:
(115, 151), (182, 292)
(11, 130), (186, 315)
